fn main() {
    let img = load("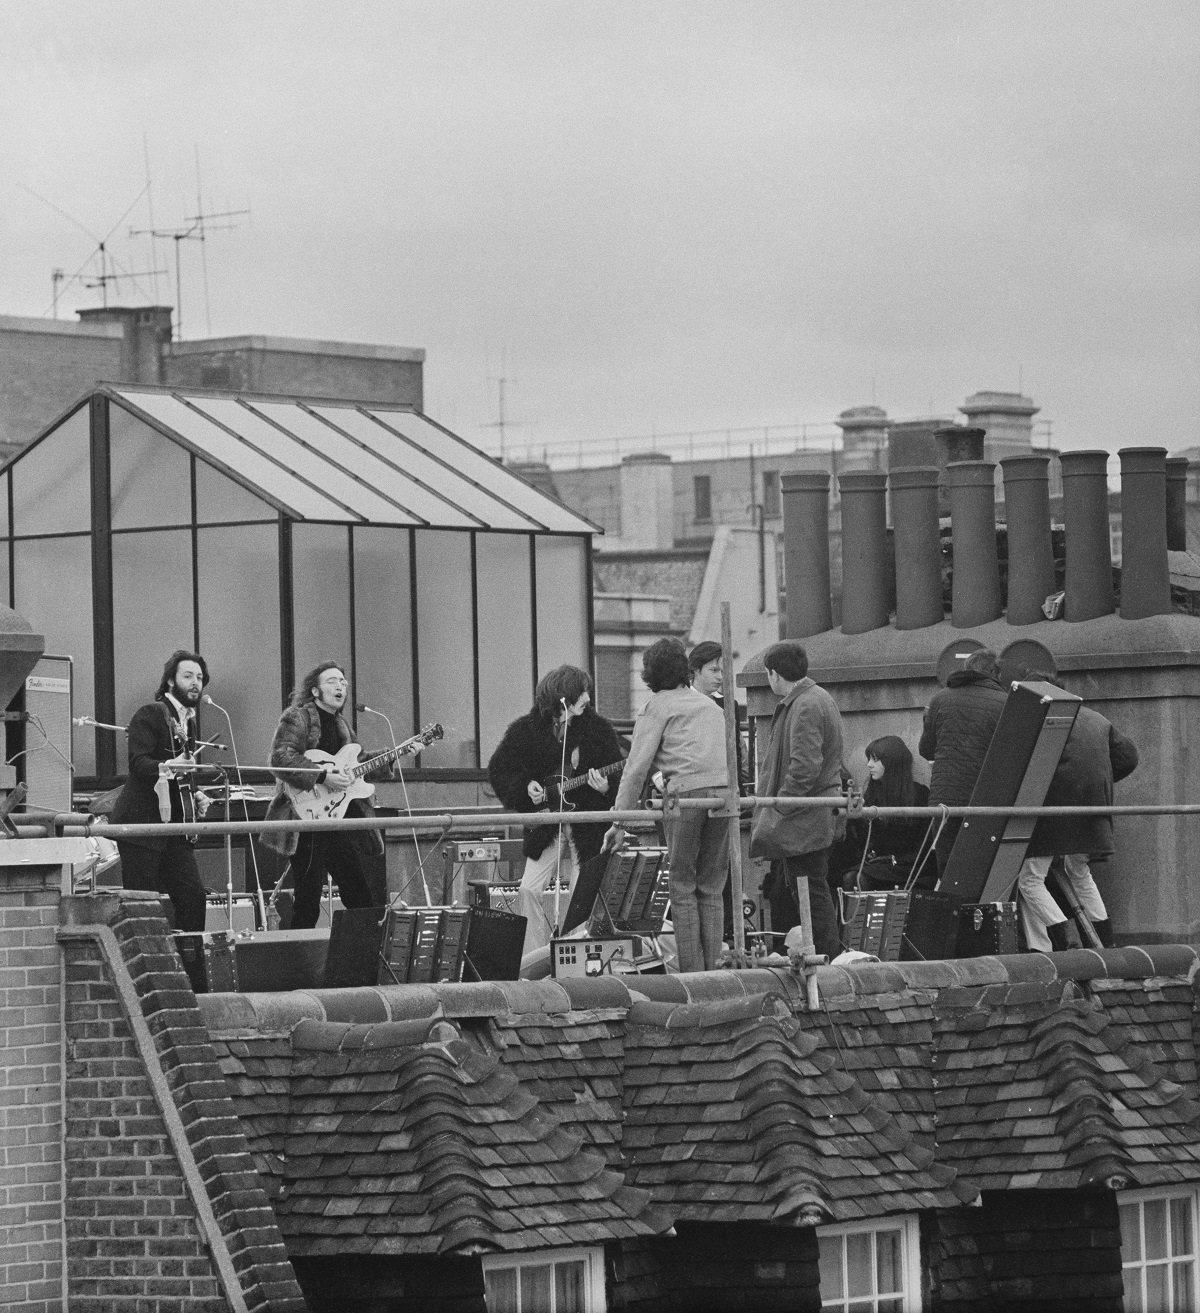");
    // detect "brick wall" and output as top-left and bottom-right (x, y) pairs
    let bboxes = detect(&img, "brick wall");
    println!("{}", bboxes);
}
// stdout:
(58, 891), (307, 1312)
(0, 320), (123, 454)
(0, 861), (66, 1313)
(927, 1192), (1124, 1311)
